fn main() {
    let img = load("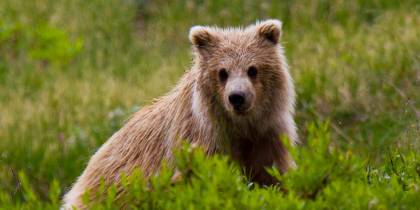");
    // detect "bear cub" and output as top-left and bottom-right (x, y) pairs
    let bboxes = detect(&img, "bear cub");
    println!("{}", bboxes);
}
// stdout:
(63, 19), (297, 209)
